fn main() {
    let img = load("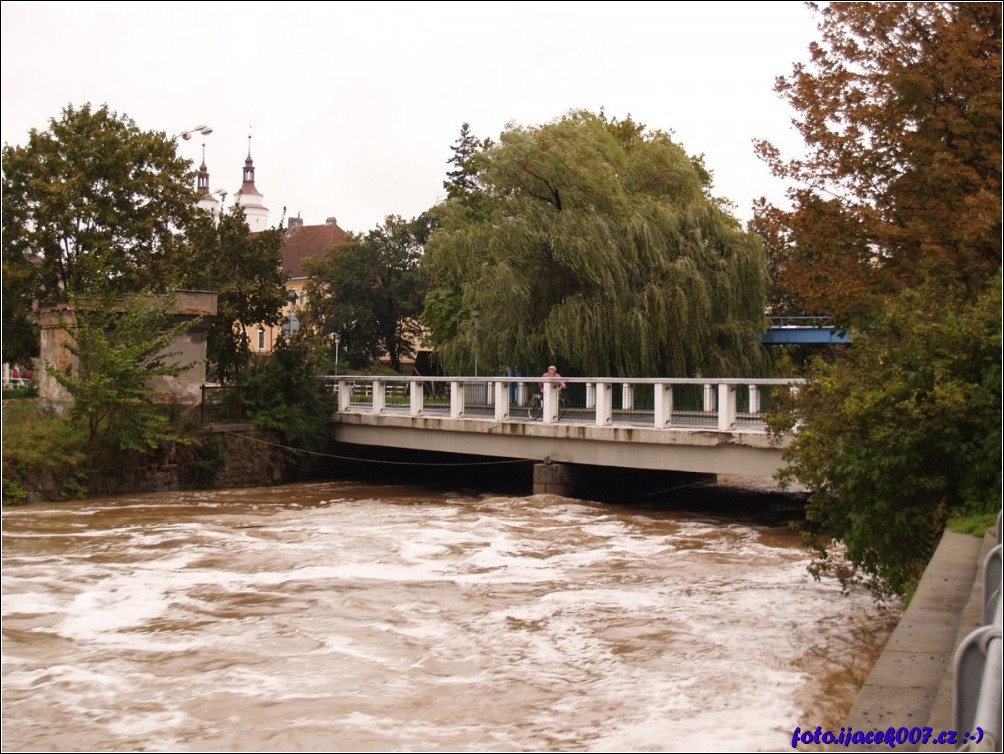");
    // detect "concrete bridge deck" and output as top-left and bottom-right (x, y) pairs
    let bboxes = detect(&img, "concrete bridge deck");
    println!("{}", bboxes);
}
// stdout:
(328, 376), (801, 480)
